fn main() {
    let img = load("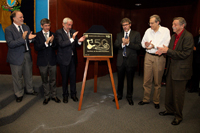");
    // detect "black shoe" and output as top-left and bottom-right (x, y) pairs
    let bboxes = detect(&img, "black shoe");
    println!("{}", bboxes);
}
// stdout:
(63, 96), (68, 103)
(138, 101), (150, 105)
(159, 111), (174, 116)
(71, 96), (79, 102)
(43, 98), (50, 105)
(171, 118), (182, 125)
(16, 96), (23, 102)
(52, 97), (61, 103)
(127, 99), (134, 106)
(26, 90), (38, 96)
(188, 89), (198, 93)
(154, 104), (160, 109)
(112, 97), (122, 102)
